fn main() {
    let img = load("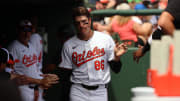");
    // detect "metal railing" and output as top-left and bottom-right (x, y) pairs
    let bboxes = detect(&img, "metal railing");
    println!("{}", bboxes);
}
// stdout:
(91, 9), (163, 17)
